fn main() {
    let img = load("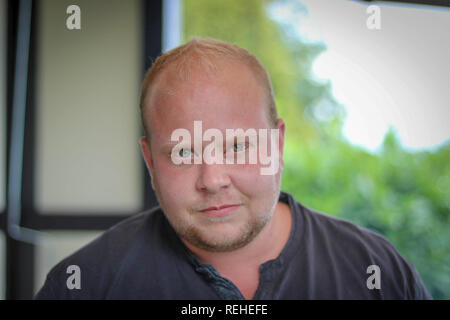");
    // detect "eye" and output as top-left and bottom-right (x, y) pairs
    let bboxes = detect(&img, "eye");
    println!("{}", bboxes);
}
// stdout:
(233, 142), (246, 152)
(178, 148), (193, 158)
